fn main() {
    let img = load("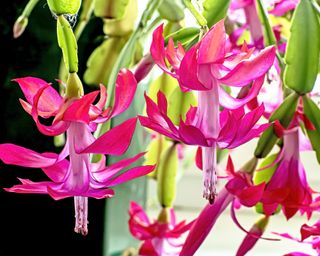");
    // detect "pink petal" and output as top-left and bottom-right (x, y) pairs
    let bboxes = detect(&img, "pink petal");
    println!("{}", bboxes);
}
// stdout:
(198, 20), (226, 64)
(31, 85), (69, 136)
(218, 76), (265, 109)
(195, 147), (203, 170)
(150, 24), (177, 78)
(178, 45), (209, 90)
(106, 165), (155, 187)
(218, 46), (276, 87)
(42, 159), (69, 183)
(4, 179), (55, 194)
(14, 77), (62, 115)
(92, 152), (146, 183)
(63, 91), (100, 123)
(109, 69), (138, 118)
(0, 143), (57, 168)
(179, 120), (209, 146)
(82, 117), (137, 155)
(180, 188), (234, 256)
